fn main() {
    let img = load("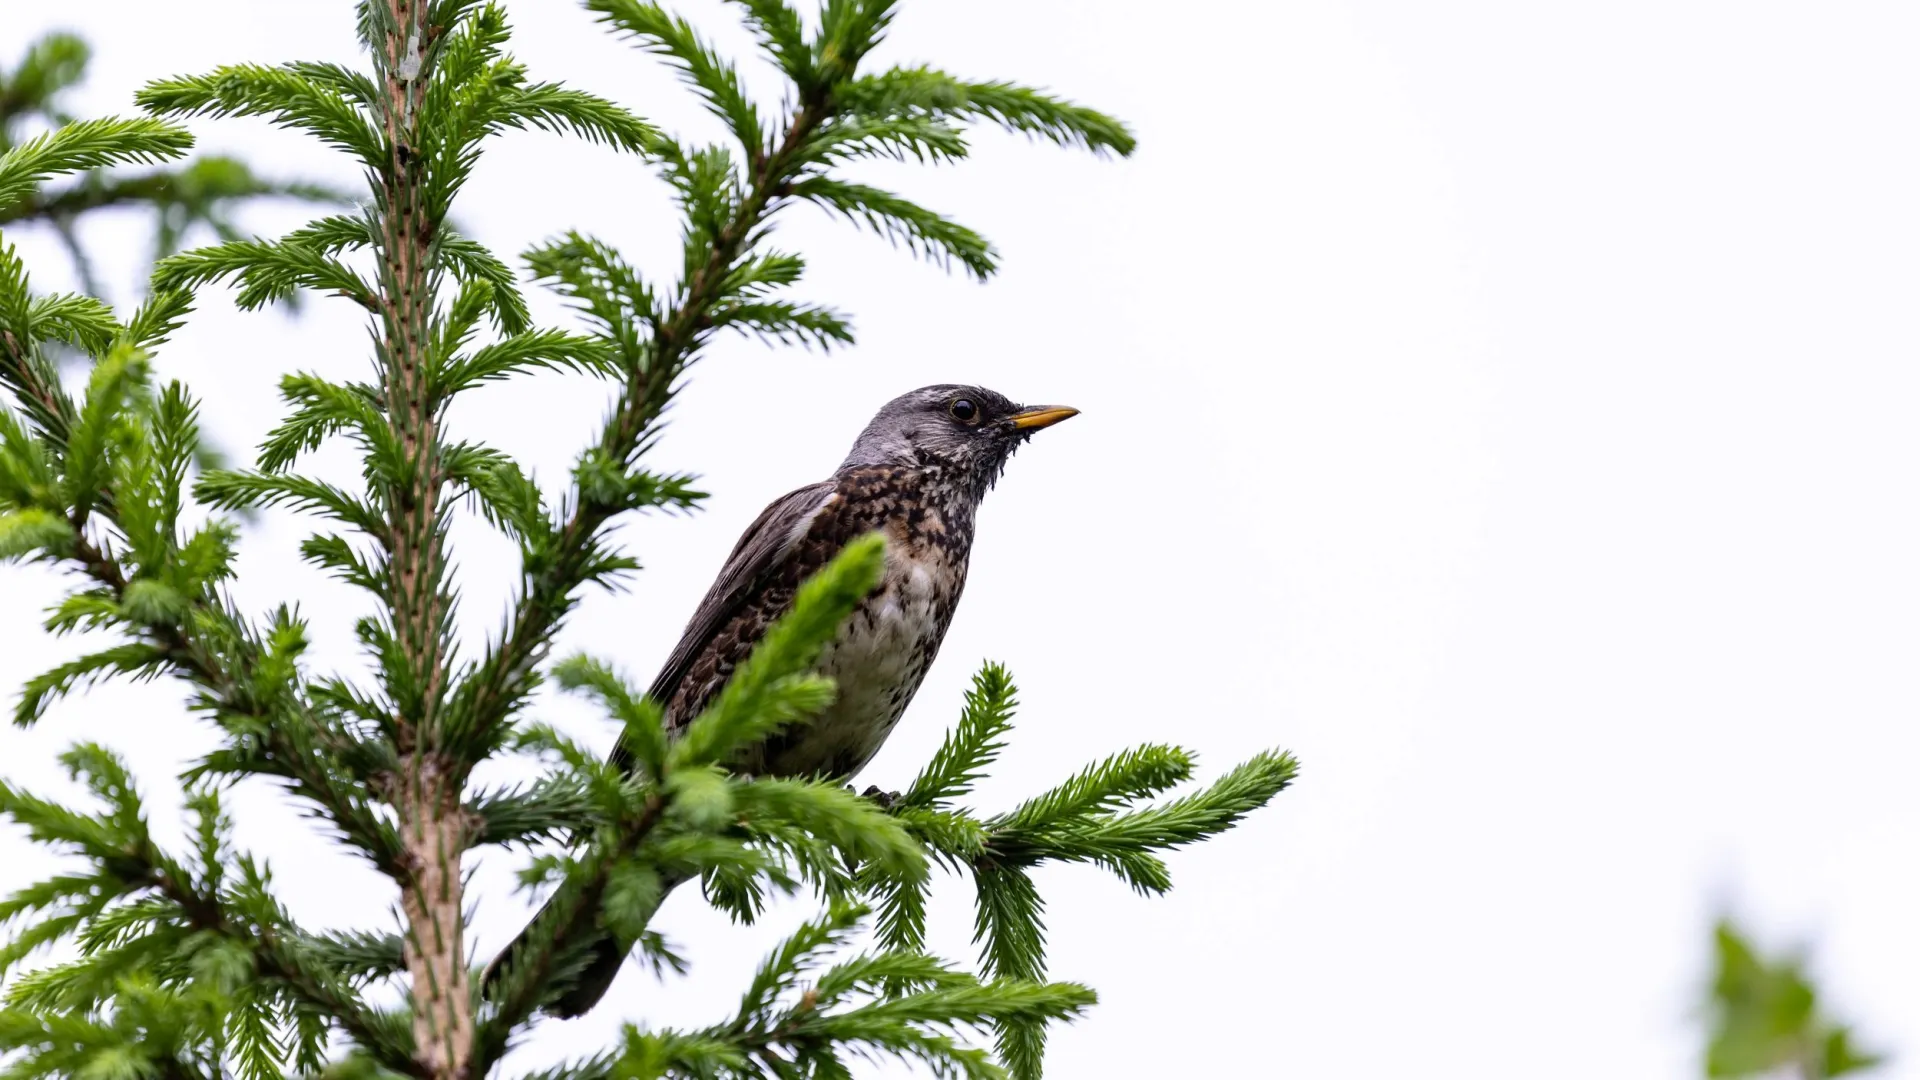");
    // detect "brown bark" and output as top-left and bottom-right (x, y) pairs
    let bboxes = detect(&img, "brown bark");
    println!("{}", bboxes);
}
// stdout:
(398, 763), (473, 1079)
